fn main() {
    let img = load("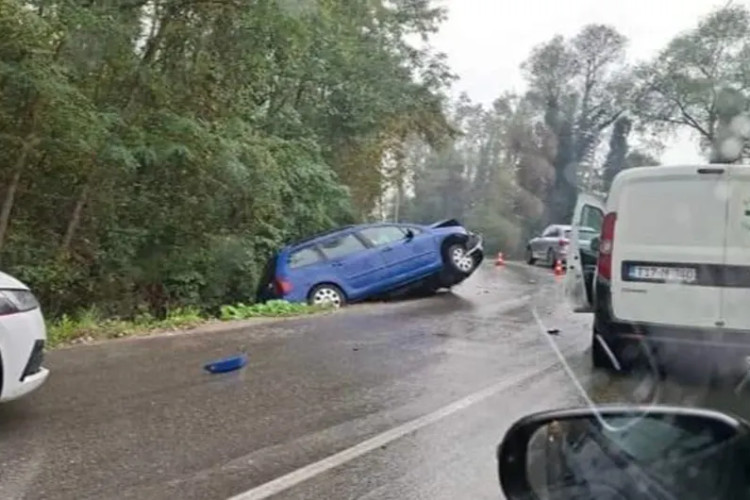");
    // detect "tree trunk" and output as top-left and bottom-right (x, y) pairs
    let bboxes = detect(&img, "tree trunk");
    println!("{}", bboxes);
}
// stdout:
(393, 184), (400, 222)
(0, 76), (43, 256)
(0, 134), (37, 254)
(123, 6), (174, 119)
(60, 183), (90, 255)
(0, 169), (22, 254)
